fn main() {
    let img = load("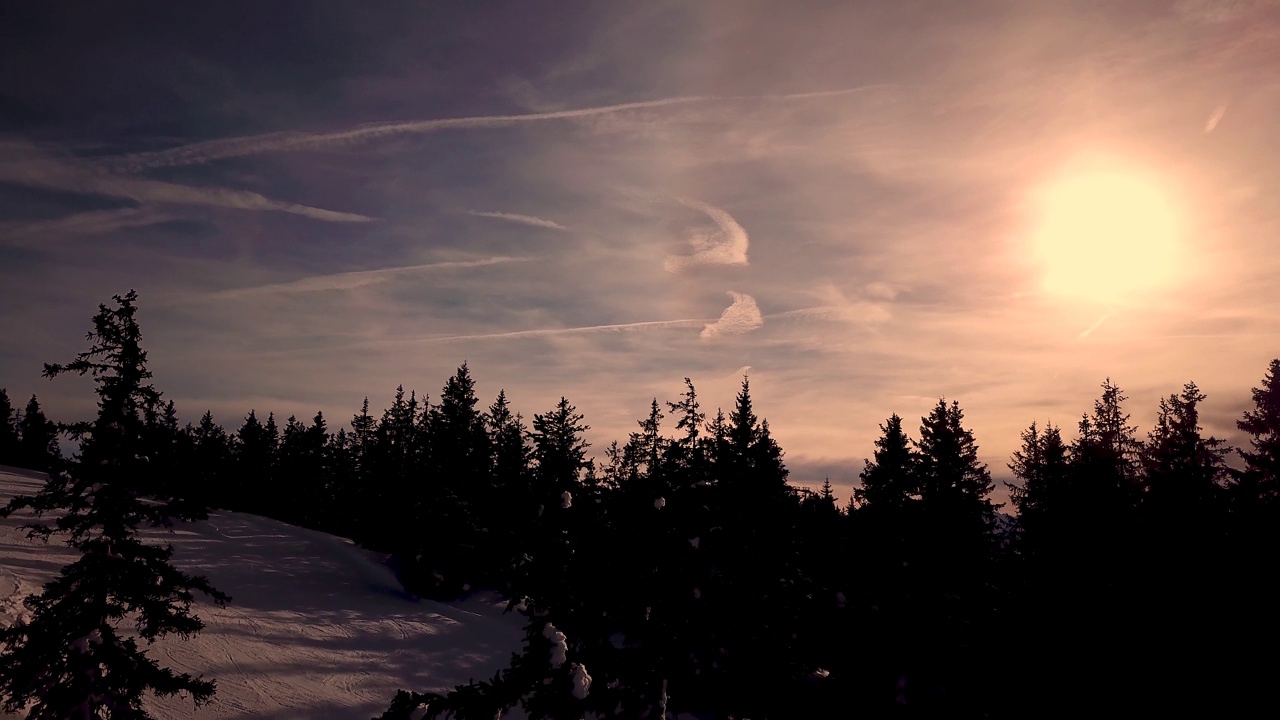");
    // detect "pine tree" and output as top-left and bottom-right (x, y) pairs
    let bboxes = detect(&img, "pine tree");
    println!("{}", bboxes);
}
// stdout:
(1142, 383), (1229, 516)
(15, 395), (60, 474)
(0, 290), (228, 719)
(0, 389), (18, 466)
(1007, 421), (1069, 551)
(1072, 379), (1143, 512)
(1221, 358), (1280, 711)
(915, 400), (997, 521)
(854, 413), (916, 510)
(1235, 359), (1280, 508)
(420, 364), (493, 593)
(187, 410), (232, 510)
(231, 410), (277, 515)
(529, 397), (590, 498)
(665, 378), (705, 469)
